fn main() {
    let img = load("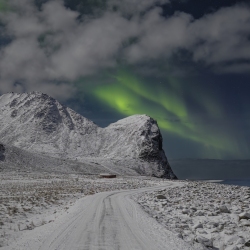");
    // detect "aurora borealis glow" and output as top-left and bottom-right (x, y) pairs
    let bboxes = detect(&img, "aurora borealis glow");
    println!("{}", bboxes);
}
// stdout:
(83, 69), (245, 159)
